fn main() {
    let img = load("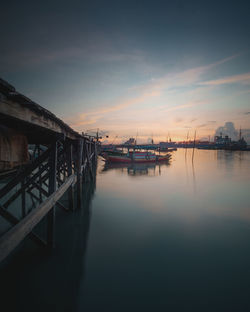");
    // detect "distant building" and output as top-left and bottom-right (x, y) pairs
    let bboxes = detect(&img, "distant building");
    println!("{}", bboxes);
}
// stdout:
(214, 133), (247, 150)
(214, 133), (231, 146)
